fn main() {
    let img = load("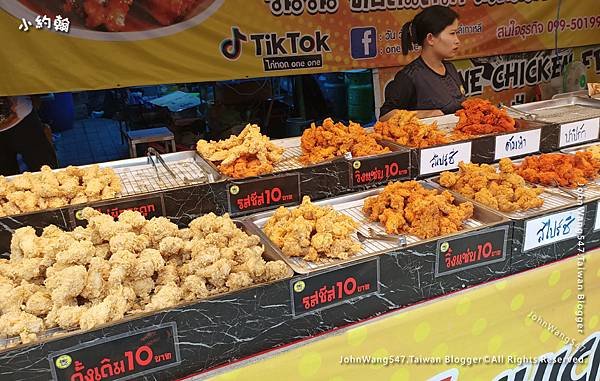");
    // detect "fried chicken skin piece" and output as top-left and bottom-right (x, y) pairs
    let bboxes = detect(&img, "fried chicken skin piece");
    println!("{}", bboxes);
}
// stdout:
(363, 181), (474, 239)
(454, 98), (516, 136)
(373, 110), (453, 148)
(196, 124), (284, 178)
(514, 152), (600, 188)
(300, 118), (389, 164)
(264, 196), (361, 261)
(440, 159), (544, 212)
